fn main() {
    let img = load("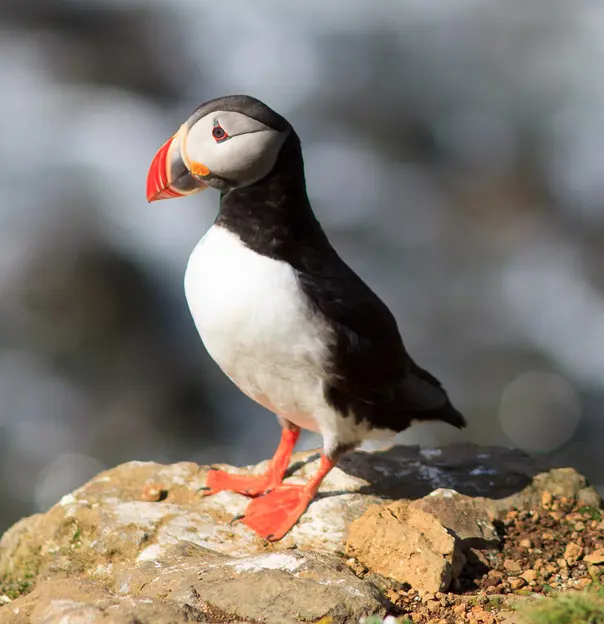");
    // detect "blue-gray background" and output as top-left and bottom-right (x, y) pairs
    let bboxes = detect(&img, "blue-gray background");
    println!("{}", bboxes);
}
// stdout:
(1, 0), (603, 533)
